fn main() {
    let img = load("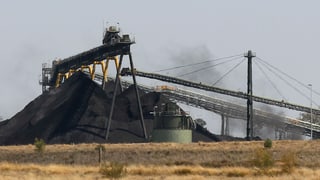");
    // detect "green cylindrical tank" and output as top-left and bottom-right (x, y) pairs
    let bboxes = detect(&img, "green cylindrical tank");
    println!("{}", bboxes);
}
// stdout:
(152, 129), (192, 143)
(155, 115), (183, 129)
(151, 102), (194, 143)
